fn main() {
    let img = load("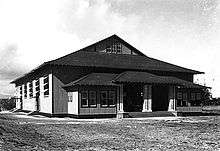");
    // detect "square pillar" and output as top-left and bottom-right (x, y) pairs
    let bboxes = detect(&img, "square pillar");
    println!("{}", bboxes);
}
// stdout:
(142, 85), (152, 112)
(168, 85), (176, 111)
(117, 84), (124, 118)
